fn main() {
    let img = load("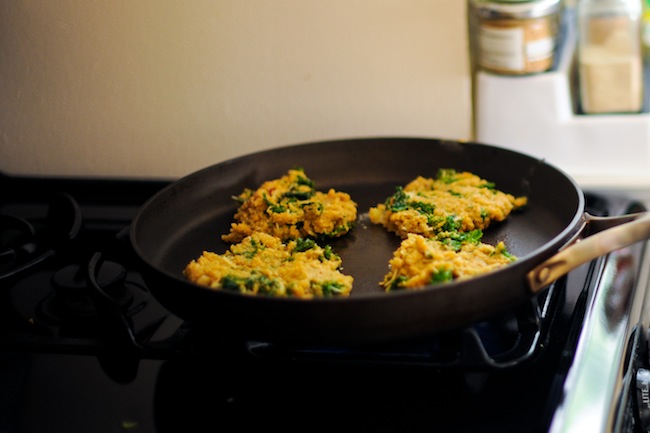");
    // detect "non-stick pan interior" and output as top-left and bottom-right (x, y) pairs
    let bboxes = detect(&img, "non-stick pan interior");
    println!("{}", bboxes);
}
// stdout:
(133, 137), (581, 291)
